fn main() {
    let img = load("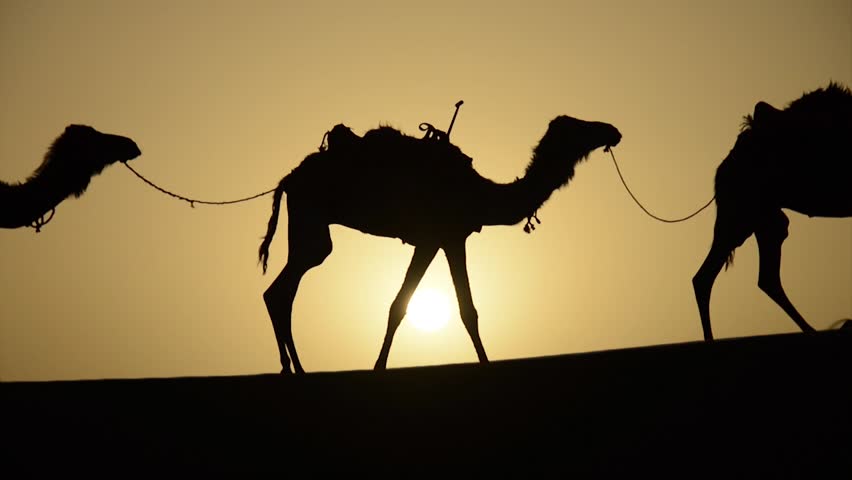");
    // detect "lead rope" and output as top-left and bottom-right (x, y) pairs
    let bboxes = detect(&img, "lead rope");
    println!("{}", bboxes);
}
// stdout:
(122, 162), (276, 208)
(607, 147), (715, 223)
